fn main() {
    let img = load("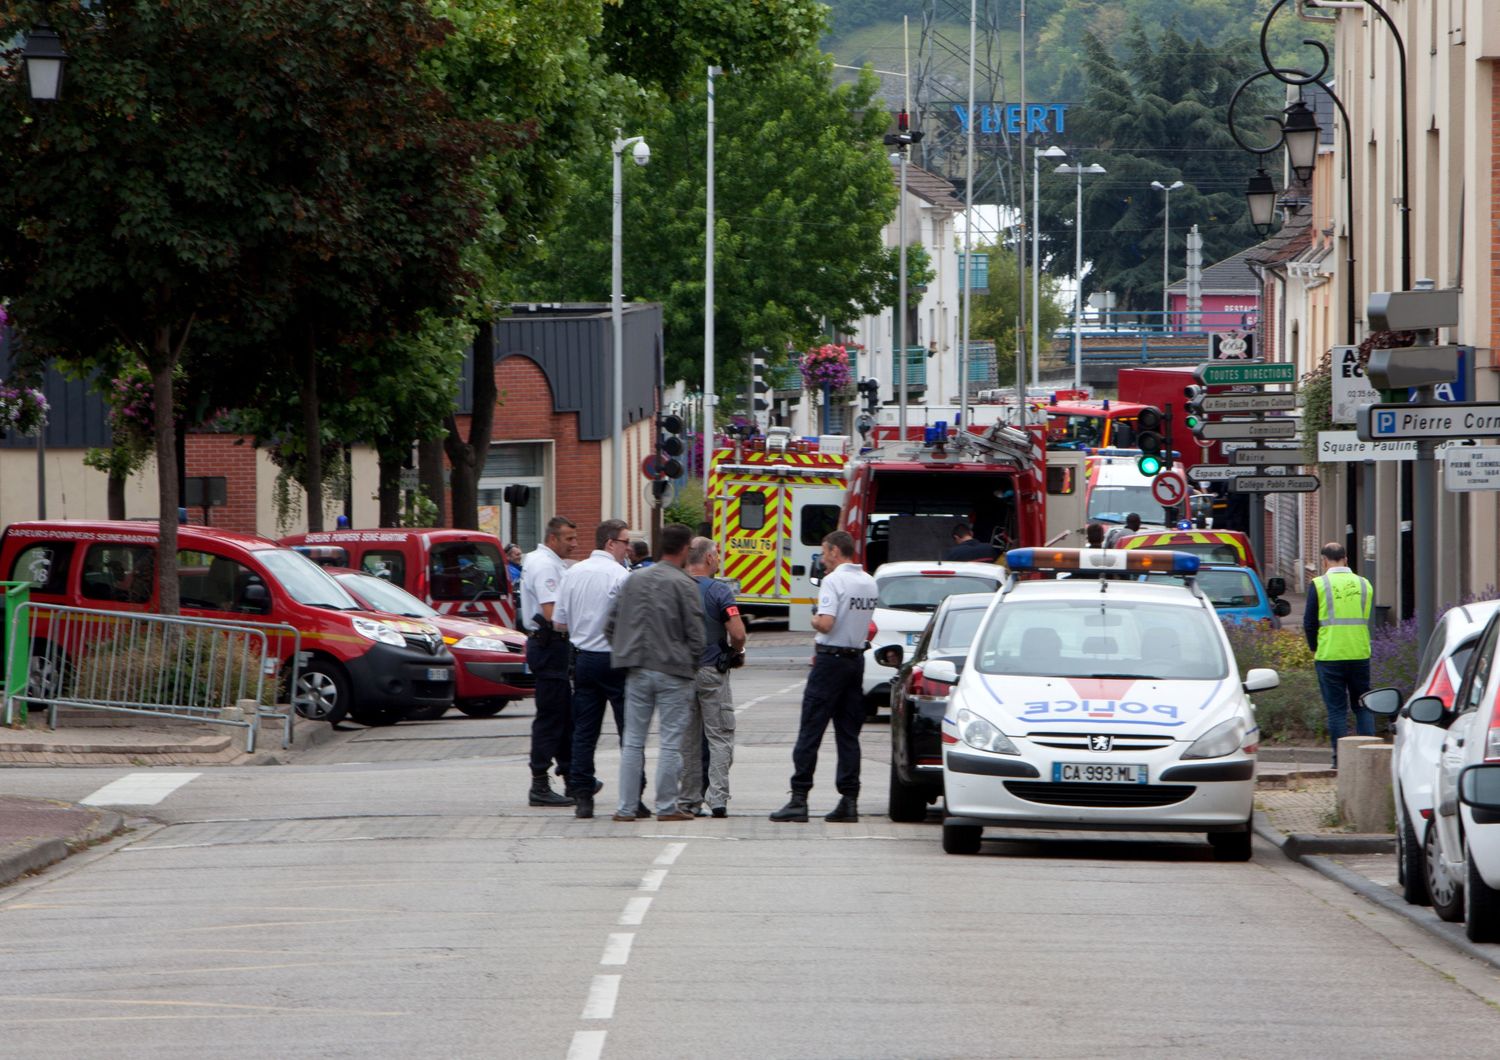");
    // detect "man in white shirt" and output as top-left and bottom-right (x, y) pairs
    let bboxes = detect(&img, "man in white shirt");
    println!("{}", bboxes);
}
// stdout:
(554, 519), (634, 819)
(521, 516), (578, 807)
